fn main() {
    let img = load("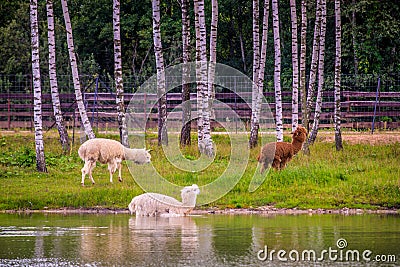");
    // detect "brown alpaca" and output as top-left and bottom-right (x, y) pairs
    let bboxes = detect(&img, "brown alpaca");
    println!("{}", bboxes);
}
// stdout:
(258, 126), (307, 173)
